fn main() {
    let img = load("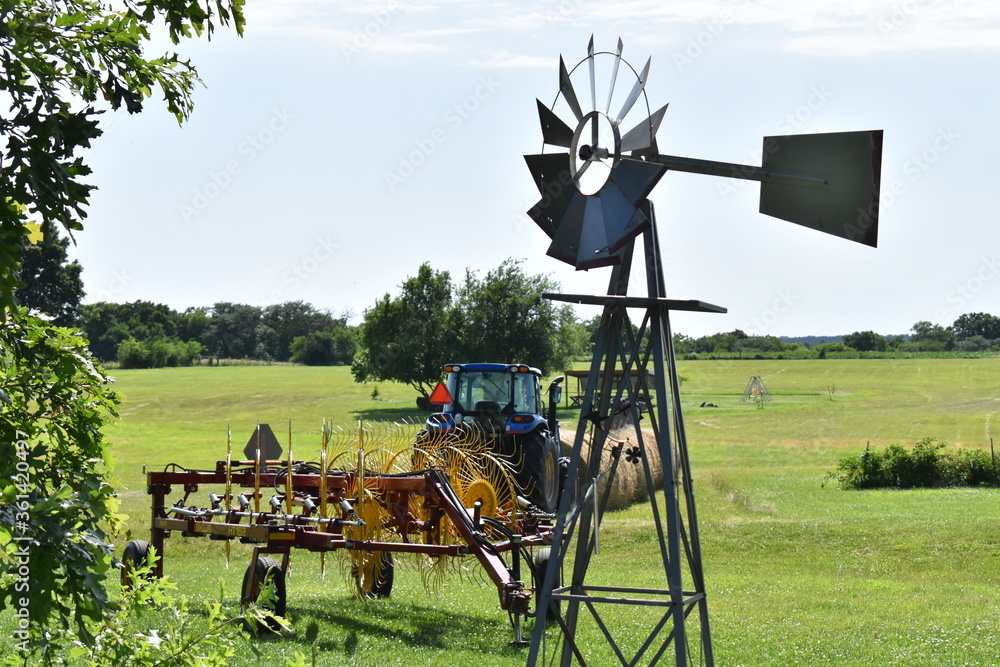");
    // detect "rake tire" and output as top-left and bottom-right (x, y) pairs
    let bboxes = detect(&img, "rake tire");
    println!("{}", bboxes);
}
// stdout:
(241, 556), (287, 634)
(121, 539), (152, 589)
(352, 551), (394, 599)
(533, 547), (561, 625)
